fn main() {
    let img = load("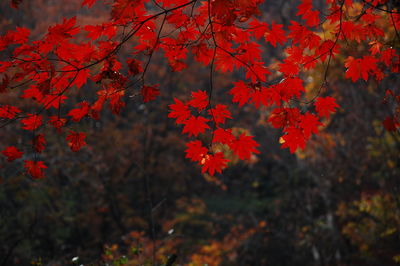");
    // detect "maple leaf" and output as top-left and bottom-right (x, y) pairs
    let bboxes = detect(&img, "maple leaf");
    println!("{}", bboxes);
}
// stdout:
(66, 131), (87, 152)
(380, 48), (397, 67)
(21, 87), (43, 101)
(268, 108), (301, 129)
(85, 24), (116, 40)
(215, 48), (238, 73)
(142, 85), (160, 103)
(24, 160), (47, 179)
(109, 94), (126, 115)
(345, 56), (378, 82)
(11, 0), (23, 9)
(279, 60), (300, 76)
(47, 17), (80, 43)
(10, 27), (30, 44)
(303, 10), (320, 27)
(382, 116), (399, 131)
(127, 58), (143, 75)
(316, 40), (339, 62)
(229, 80), (252, 107)
(208, 104), (232, 124)
(201, 152), (229, 176)
(189, 90), (208, 111)
(314, 96), (339, 118)
(276, 77), (304, 101)
(249, 86), (269, 108)
(182, 116), (210, 137)
(82, 0), (97, 8)
(0, 75), (9, 93)
(192, 43), (214, 66)
(168, 98), (191, 124)
(2, 146), (23, 162)
(185, 140), (208, 162)
(212, 128), (235, 145)
(265, 22), (287, 47)
(297, 0), (320, 27)
(33, 134), (46, 153)
(229, 133), (260, 160)
(299, 113), (321, 138)
(168, 59), (187, 72)
(246, 61), (270, 83)
(74, 69), (90, 89)
(48, 116), (66, 133)
(0, 105), (21, 119)
(281, 127), (306, 153)
(68, 102), (90, 122)
(237, 42), (262, 63)
(40, 94), (68, 110)
(249, 19), (268, 39)
(20, 114), (42, 131)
